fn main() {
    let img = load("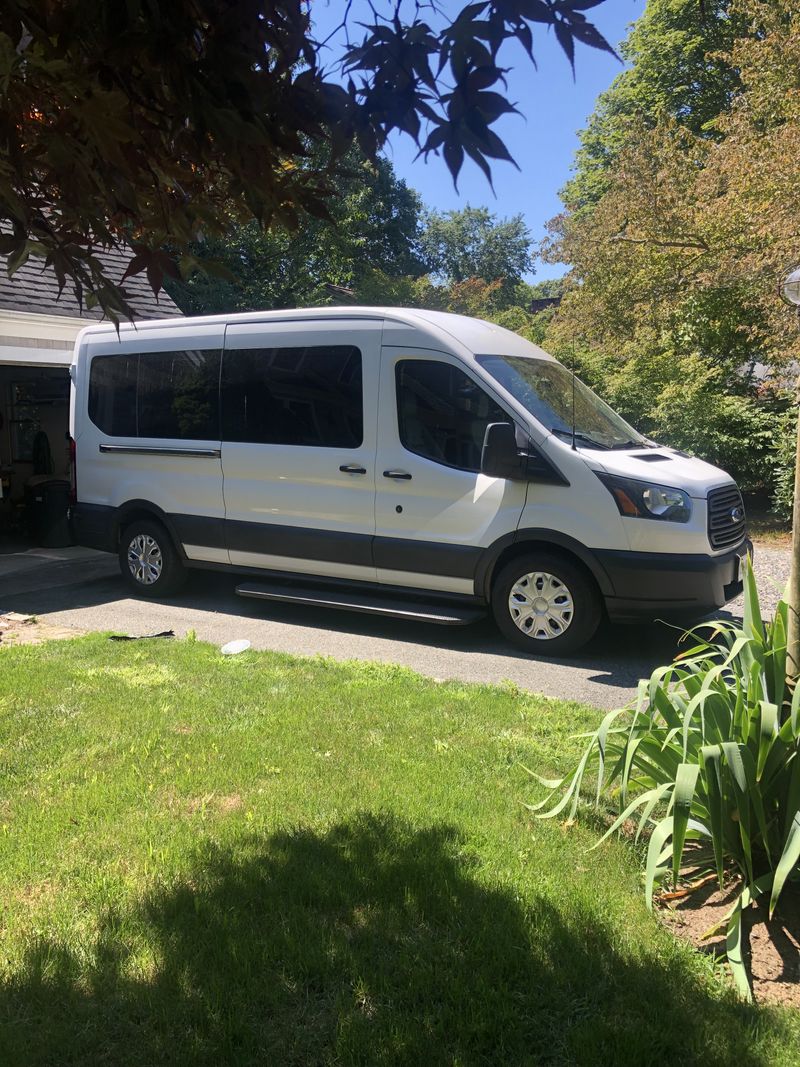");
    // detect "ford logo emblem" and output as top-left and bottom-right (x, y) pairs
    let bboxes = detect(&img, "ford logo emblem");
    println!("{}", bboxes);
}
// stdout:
(730, 506), (744, 523)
